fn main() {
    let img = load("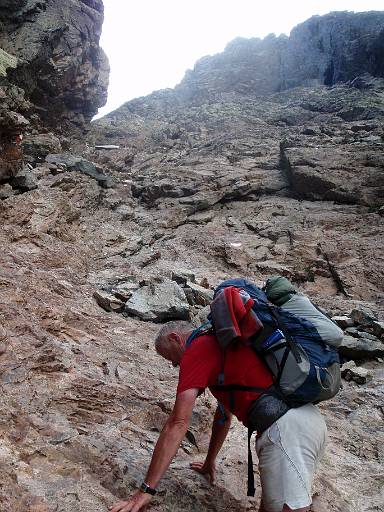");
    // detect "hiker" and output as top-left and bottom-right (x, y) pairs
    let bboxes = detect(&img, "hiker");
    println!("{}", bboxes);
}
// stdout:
(110, 278), (342, 512)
